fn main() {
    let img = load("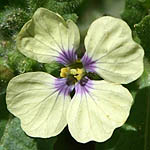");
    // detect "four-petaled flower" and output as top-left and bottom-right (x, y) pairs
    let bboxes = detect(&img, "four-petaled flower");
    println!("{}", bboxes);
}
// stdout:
(6, 8), (144, 143)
